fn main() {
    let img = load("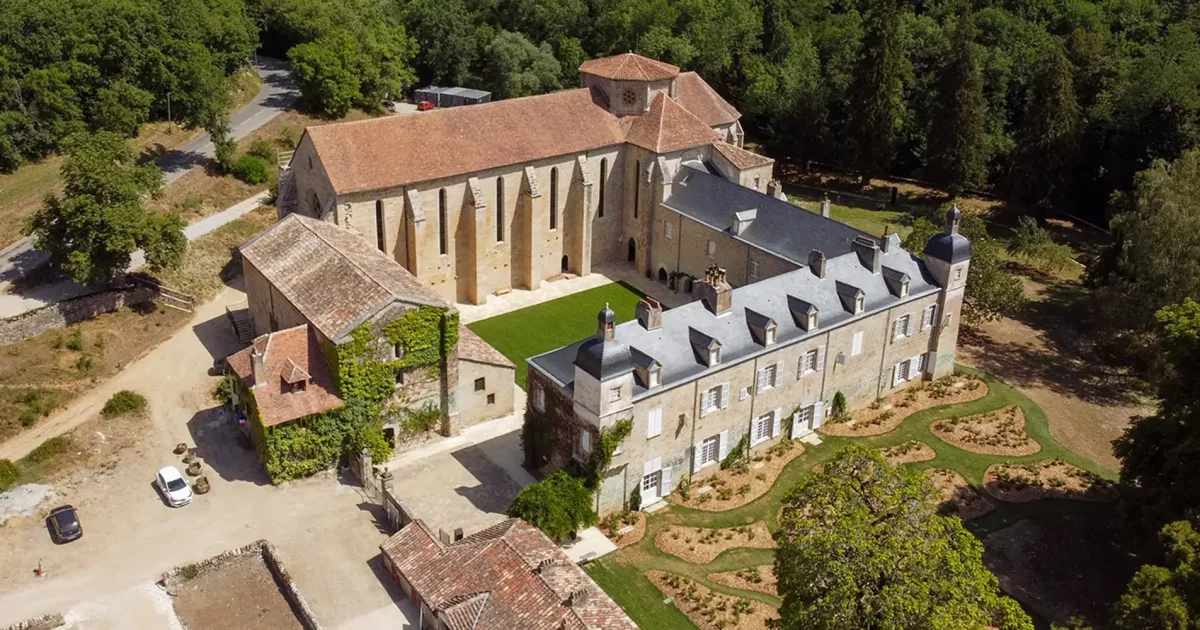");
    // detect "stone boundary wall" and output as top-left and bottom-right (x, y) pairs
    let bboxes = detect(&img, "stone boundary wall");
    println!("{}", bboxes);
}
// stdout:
(0, 614), (64, 630)
(161, 539), (323, 630)
(0, 286), (157, 346)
